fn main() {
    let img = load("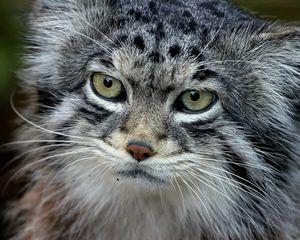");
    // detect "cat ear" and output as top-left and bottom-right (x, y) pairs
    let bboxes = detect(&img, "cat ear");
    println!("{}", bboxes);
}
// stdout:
(256, 24), (300, 91)
(255, 24), (300, 120)
(258, 25), (300, 40)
